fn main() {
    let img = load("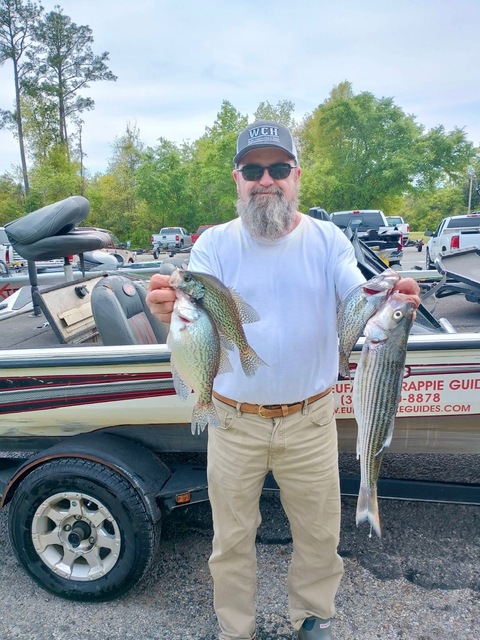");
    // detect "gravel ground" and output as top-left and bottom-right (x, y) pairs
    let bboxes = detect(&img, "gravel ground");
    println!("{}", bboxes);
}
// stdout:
(0, 453), (478, 640)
